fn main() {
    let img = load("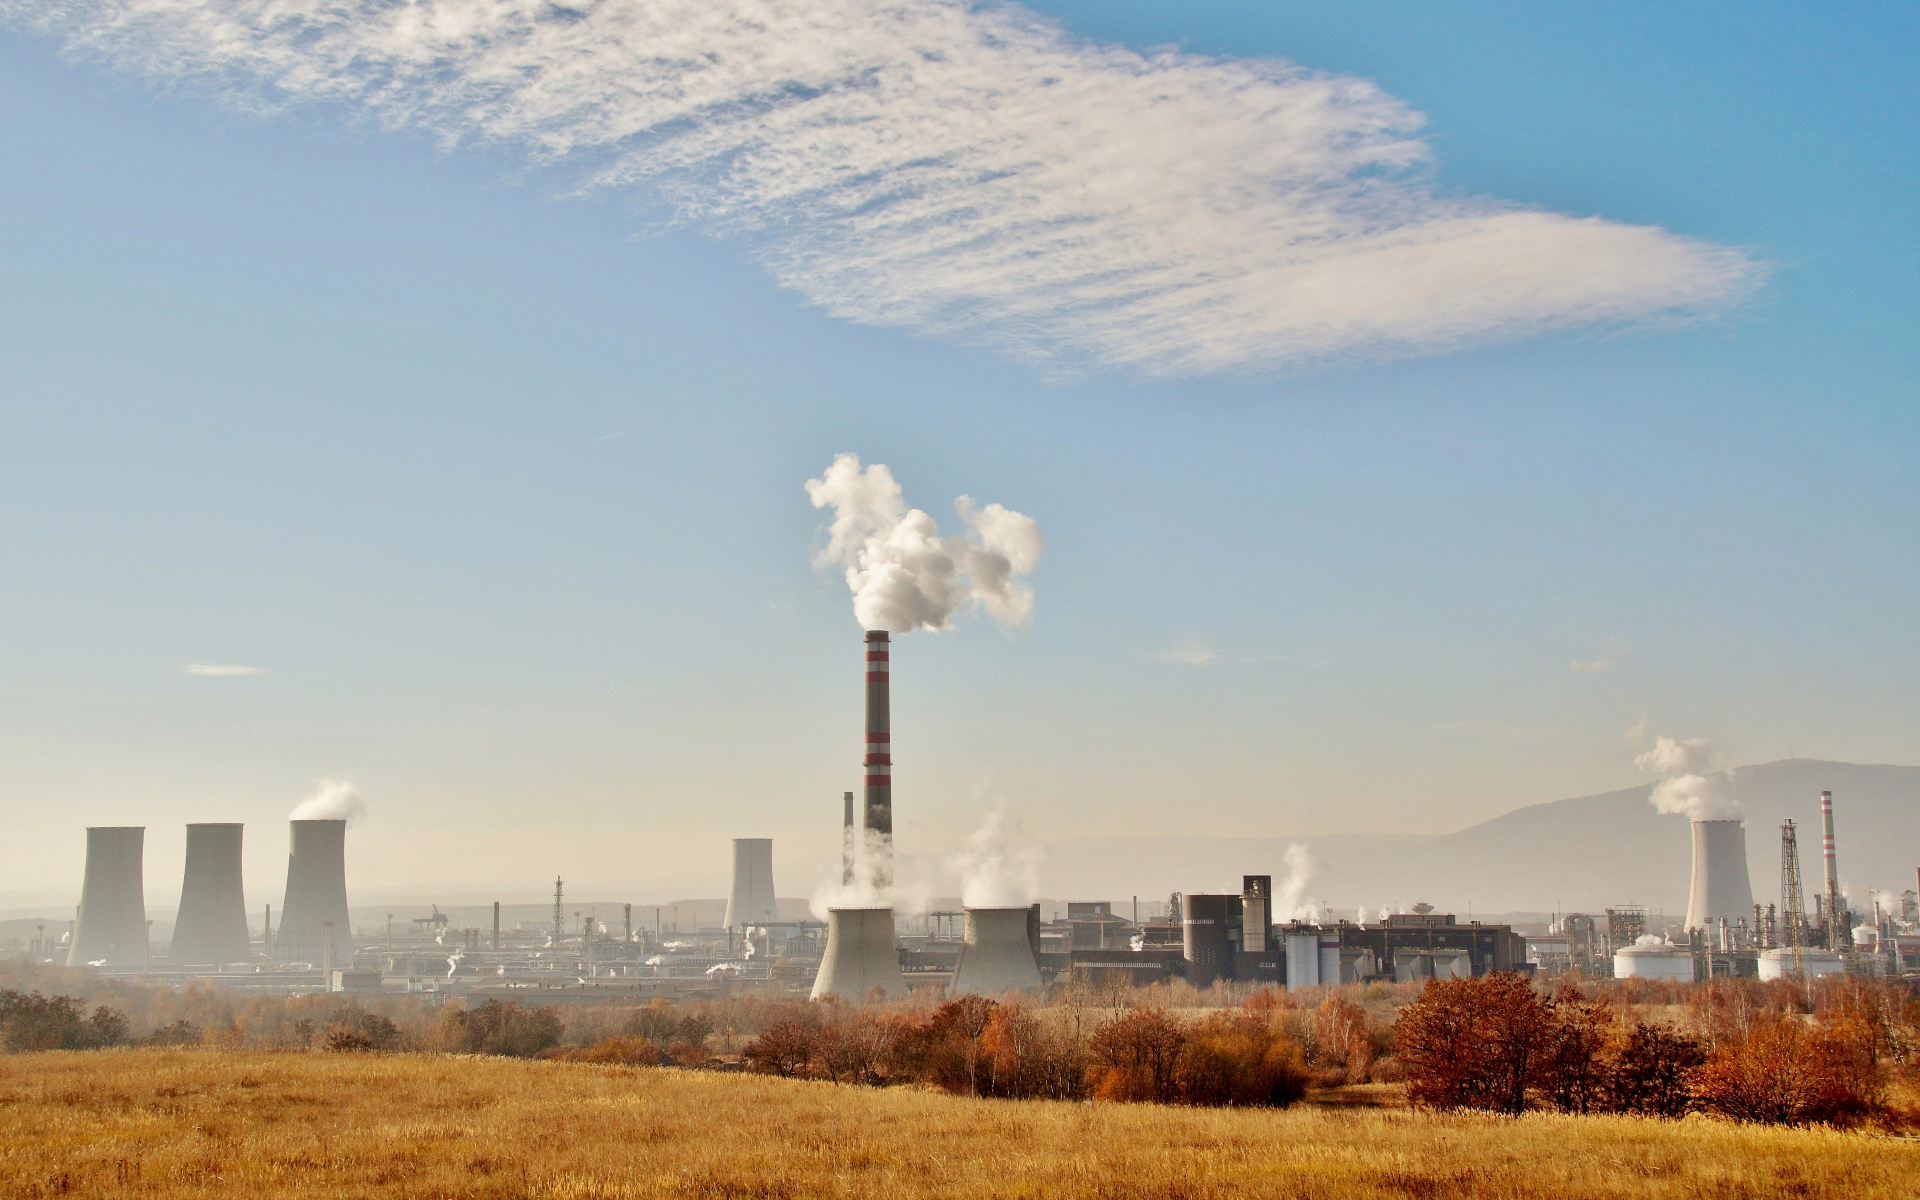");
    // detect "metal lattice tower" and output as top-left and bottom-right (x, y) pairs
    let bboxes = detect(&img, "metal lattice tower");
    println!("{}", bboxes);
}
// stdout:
(551, 876), (565, 948)
(1781, 820), (1805, 978)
